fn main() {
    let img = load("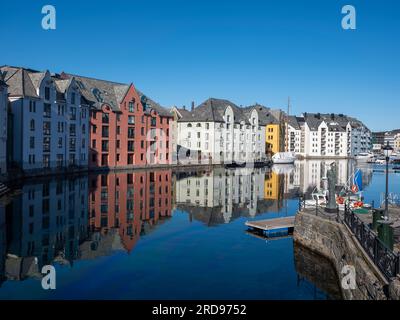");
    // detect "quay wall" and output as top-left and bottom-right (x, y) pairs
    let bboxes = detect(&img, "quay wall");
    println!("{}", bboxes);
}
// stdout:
(294, 210), (400, 300)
